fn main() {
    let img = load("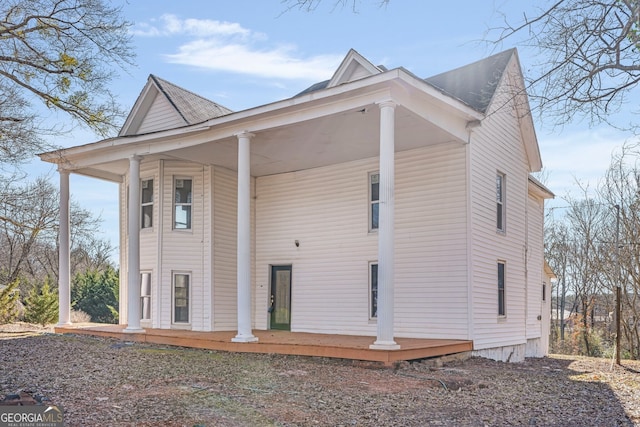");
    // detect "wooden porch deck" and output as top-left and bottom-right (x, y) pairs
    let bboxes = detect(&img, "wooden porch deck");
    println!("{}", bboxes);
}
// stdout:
(54, 324), (472, 365)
